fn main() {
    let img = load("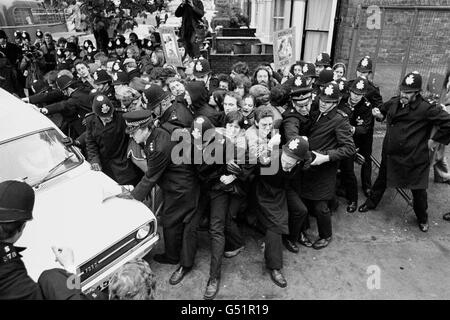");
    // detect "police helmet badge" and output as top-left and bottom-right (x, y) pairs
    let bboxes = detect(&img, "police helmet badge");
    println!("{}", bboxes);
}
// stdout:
(93, 72), (98, 80)
(116, 39), (121, 46)
(289, 138), (299, 150)
(361, 58), (369, 67)
(302, 64), (308, 73)
(295, 77), (302, 87)
(405, 74), (414, 85)
(112, 73), (118, 81)
(101, 104), (110, 114)
(325, 85), (334, 96)
(338, 81), (344, 91)
(195, 62), (203, 72)
(317, 53), (323, 62)
(356, 80), (364, 90)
